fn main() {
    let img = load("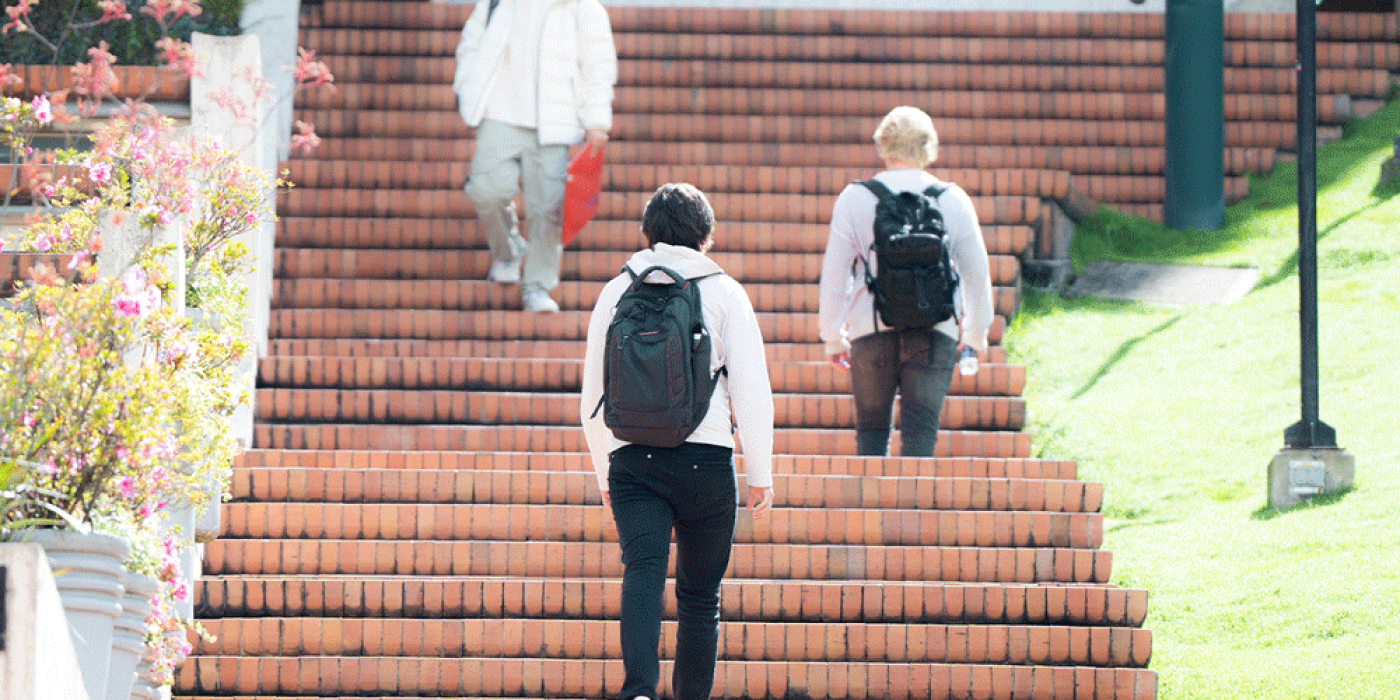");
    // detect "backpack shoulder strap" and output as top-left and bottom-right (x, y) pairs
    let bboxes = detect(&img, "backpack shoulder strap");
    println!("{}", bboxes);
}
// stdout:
(856, 178), (895, 201)
(922, 182), (949, 199)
